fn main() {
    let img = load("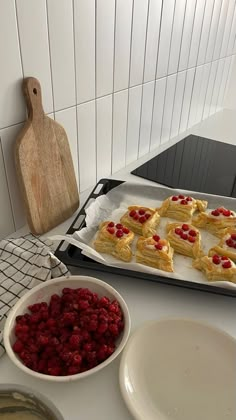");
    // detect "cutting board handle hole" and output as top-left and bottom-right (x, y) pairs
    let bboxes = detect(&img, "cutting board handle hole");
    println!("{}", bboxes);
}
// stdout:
(33, 88), (37, 95)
